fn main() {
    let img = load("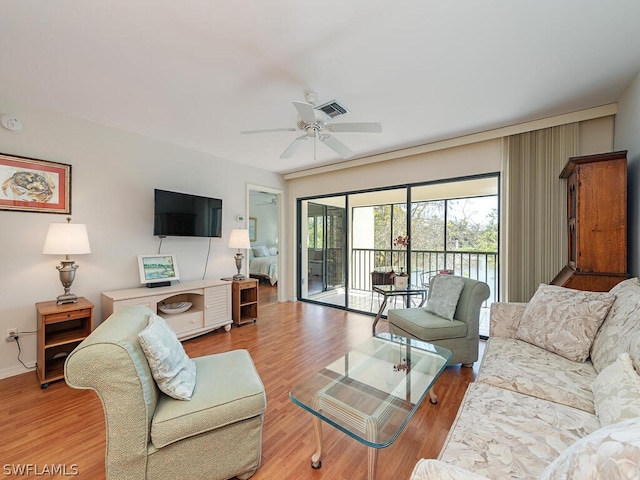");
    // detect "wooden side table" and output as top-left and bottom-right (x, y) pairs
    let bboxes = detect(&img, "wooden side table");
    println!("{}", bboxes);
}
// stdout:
(222, 278), (259, 326)
(36, 297), (94, 388)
